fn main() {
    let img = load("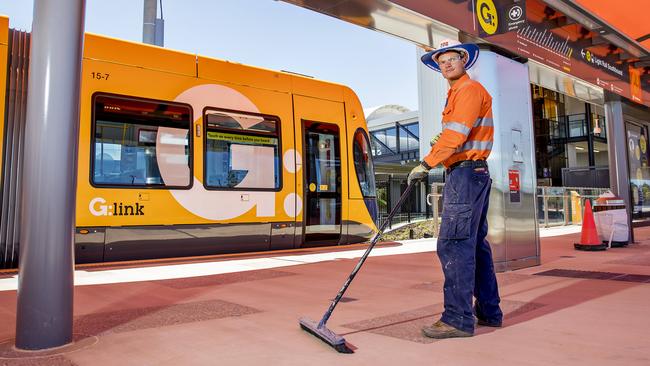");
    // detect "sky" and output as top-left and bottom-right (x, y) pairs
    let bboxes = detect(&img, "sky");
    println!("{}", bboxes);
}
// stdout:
(0, 0), (419, 111)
